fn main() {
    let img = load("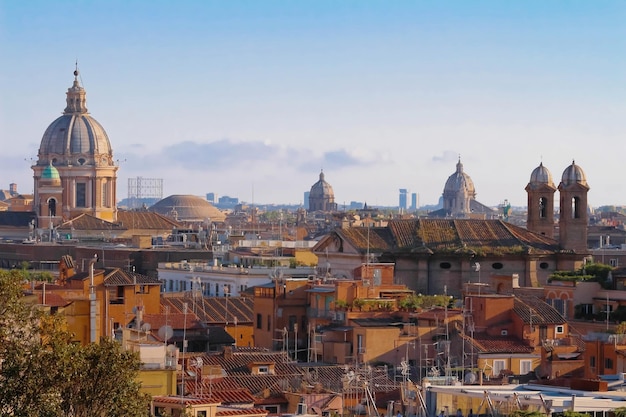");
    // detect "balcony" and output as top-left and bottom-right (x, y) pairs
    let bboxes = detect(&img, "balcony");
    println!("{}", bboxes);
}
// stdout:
(307, 307), (338, 320)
